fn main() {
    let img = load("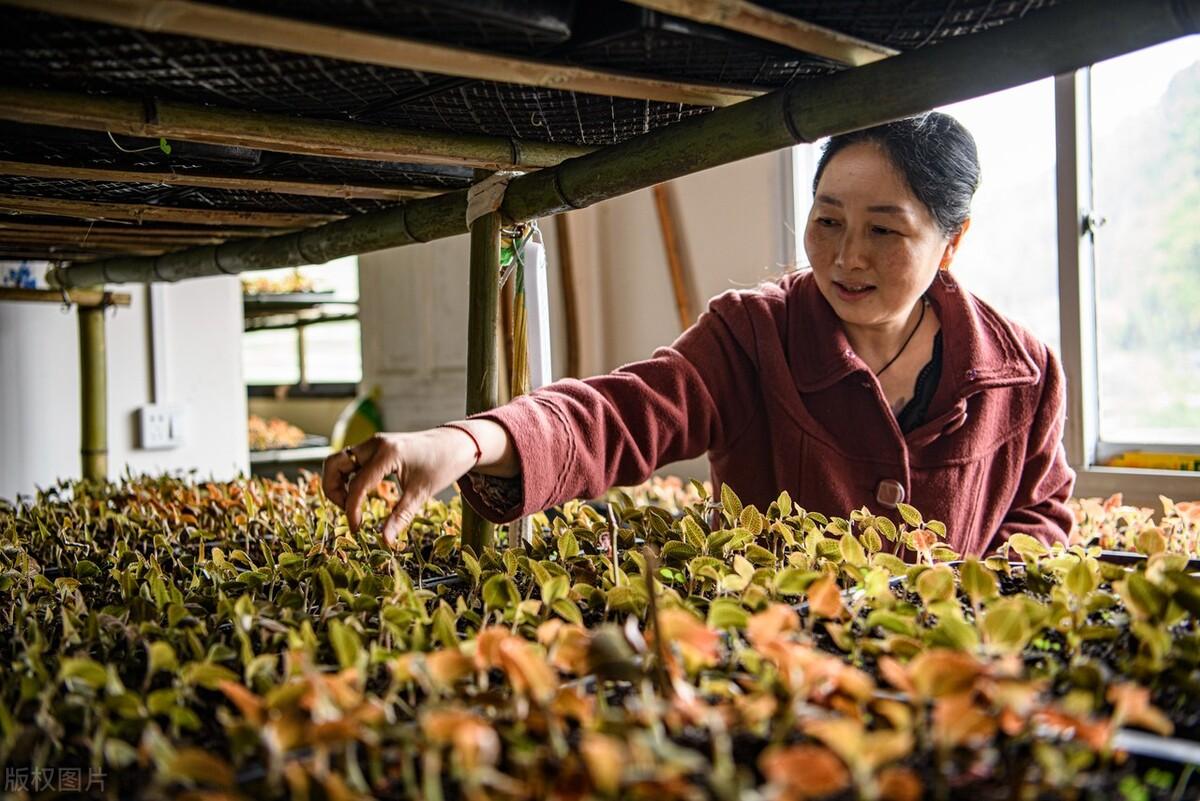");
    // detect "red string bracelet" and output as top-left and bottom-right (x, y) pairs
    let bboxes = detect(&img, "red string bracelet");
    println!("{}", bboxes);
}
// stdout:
(438, 423), (482, 469)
